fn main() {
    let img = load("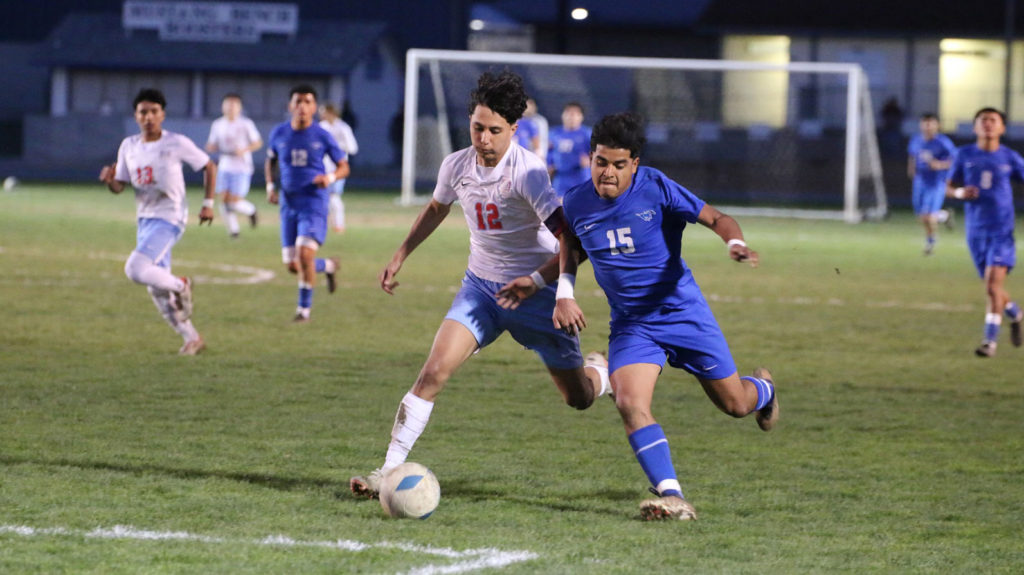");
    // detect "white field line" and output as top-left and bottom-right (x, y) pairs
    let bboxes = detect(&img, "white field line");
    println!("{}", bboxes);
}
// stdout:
(0, 524), (539, 574)
(86, 252), (276, 285)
